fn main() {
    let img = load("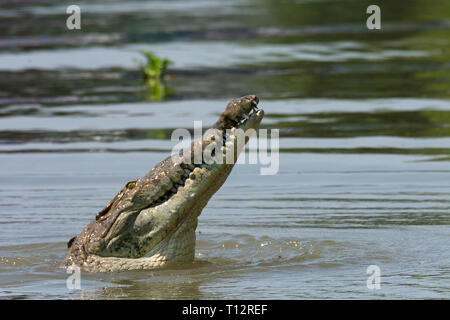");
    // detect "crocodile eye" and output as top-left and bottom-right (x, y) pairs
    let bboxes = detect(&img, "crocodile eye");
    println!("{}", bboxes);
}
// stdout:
(126, 181), (136, 189)
(67, 236), (77, 248)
